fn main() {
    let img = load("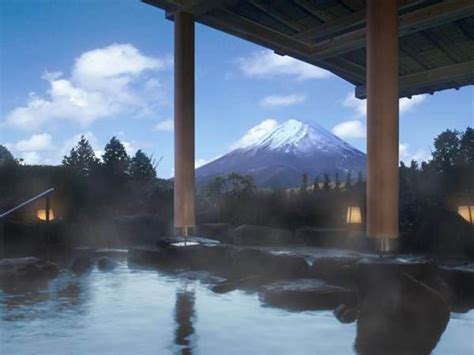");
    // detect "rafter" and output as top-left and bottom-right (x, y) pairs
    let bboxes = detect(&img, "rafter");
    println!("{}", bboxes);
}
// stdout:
(355, 60), (474, 99)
